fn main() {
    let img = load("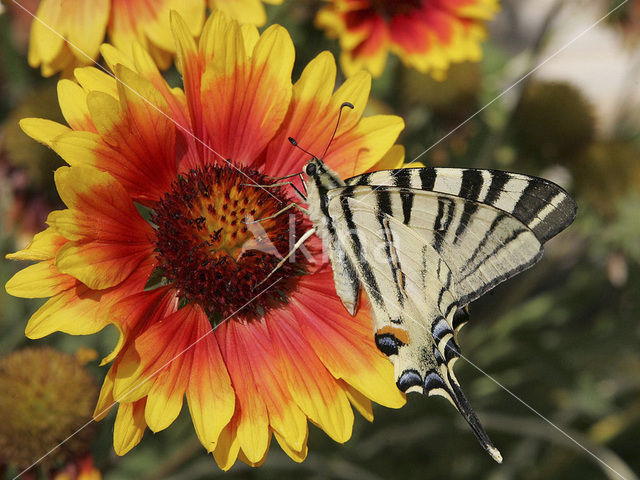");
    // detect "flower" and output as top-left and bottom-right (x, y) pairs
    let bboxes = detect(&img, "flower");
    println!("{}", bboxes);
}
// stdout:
(0, 348), (98, 472)
(27, 0), (205, 76)
(208, 0), (283, 26)
(316, 0), (500, 79)
(53, 456), (101, 480)
(7, 11), (406, 470)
